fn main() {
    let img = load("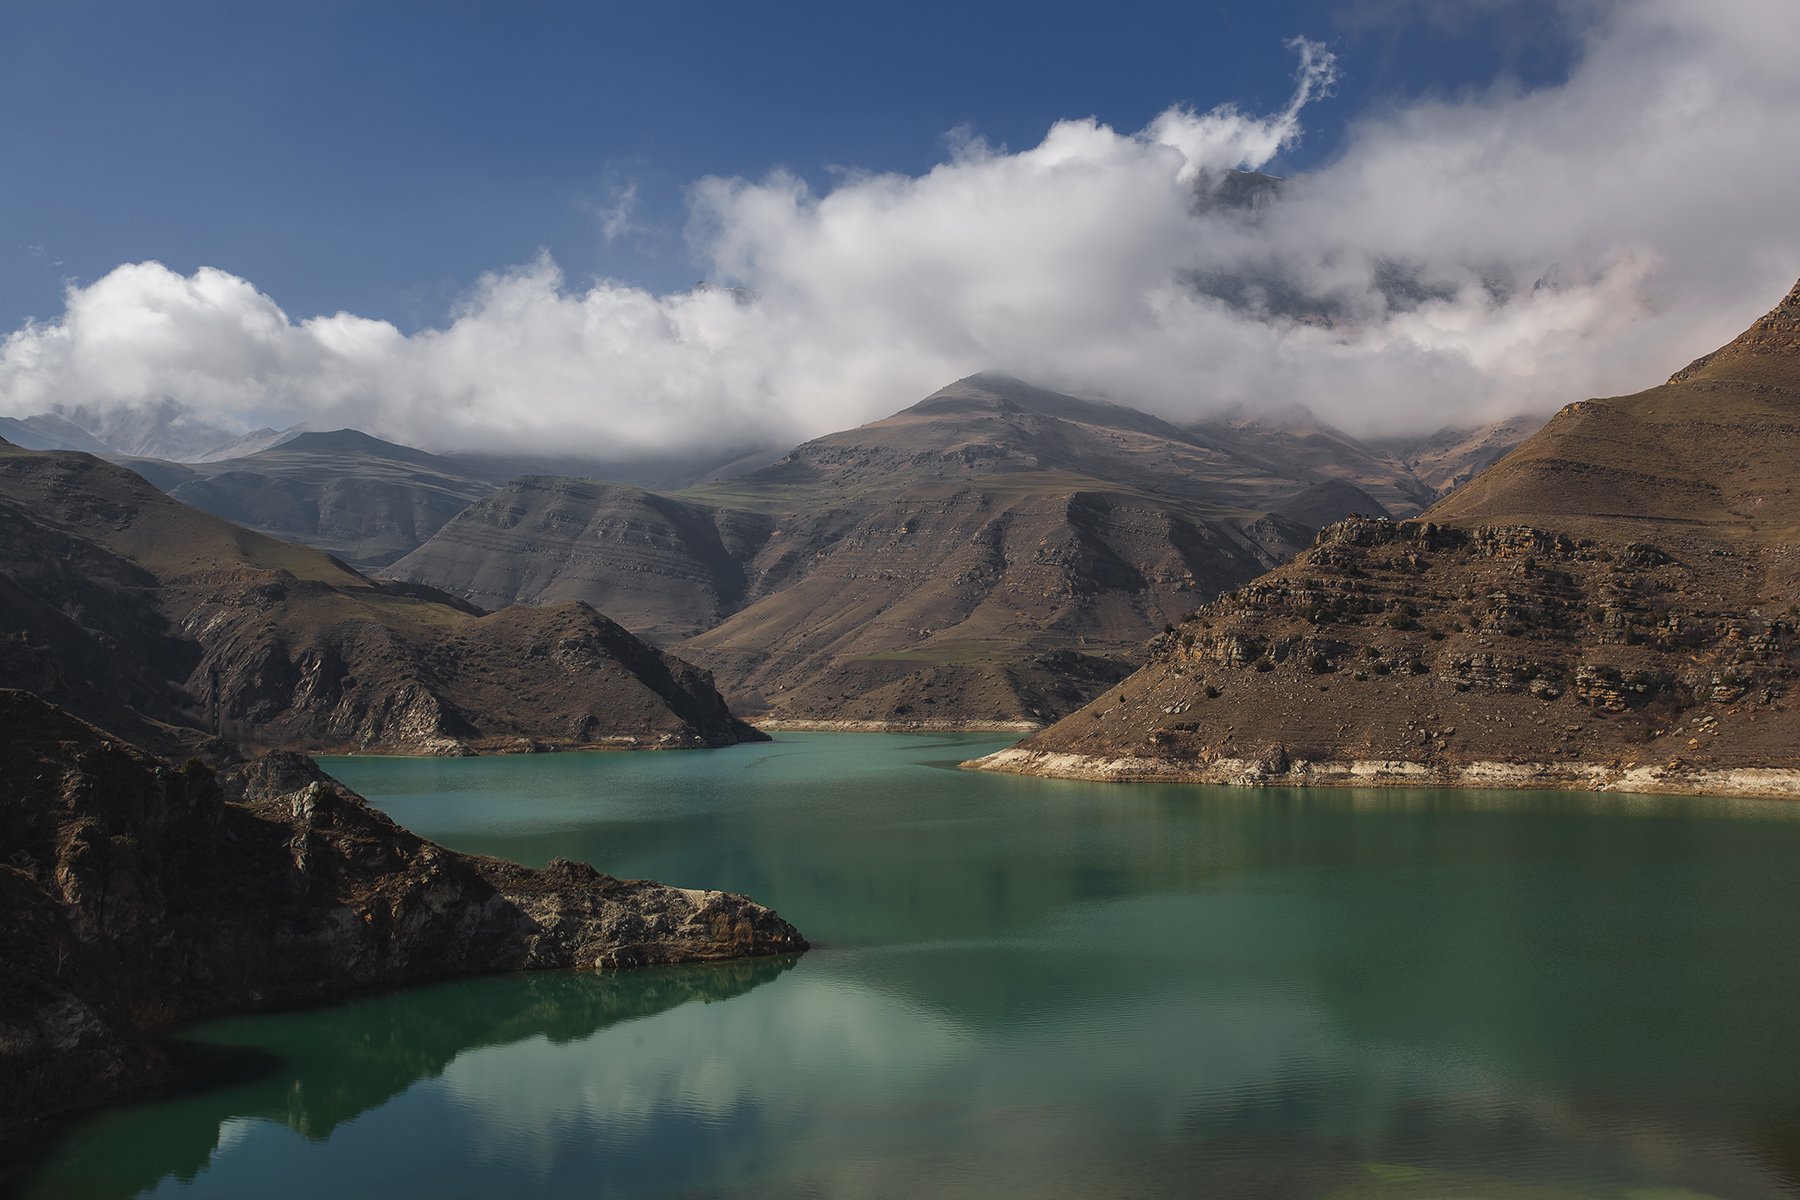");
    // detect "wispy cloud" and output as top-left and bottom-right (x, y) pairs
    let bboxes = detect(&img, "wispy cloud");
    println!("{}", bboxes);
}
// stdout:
(2, 0), (1796, 457)
(589, 179), (642, 243)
